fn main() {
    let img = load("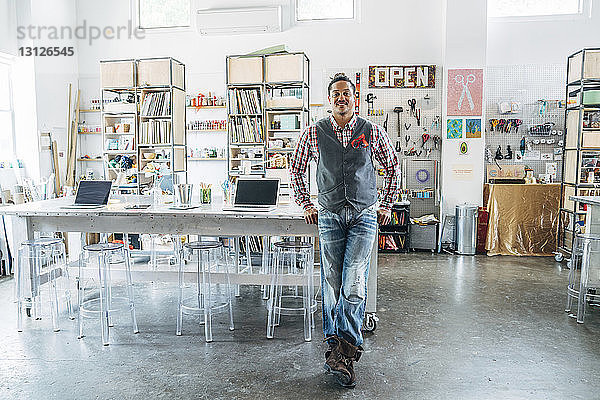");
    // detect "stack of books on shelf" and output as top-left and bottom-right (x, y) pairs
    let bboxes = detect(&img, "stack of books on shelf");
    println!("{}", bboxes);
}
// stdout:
(228, 88), (262, 114)
(139, 120), (172, 144)
(141, 92), (171, 116)
(230, 116), (264, 143)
